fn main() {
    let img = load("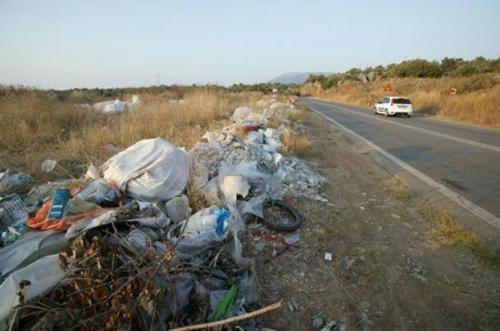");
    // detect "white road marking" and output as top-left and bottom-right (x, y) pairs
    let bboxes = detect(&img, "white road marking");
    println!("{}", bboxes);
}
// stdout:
(309, 99), (500, 153)
(308, 105), (500, 230)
